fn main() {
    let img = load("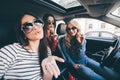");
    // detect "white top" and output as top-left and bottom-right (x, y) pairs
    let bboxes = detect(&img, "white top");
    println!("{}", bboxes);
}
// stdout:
(0, 43), (51, 80)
